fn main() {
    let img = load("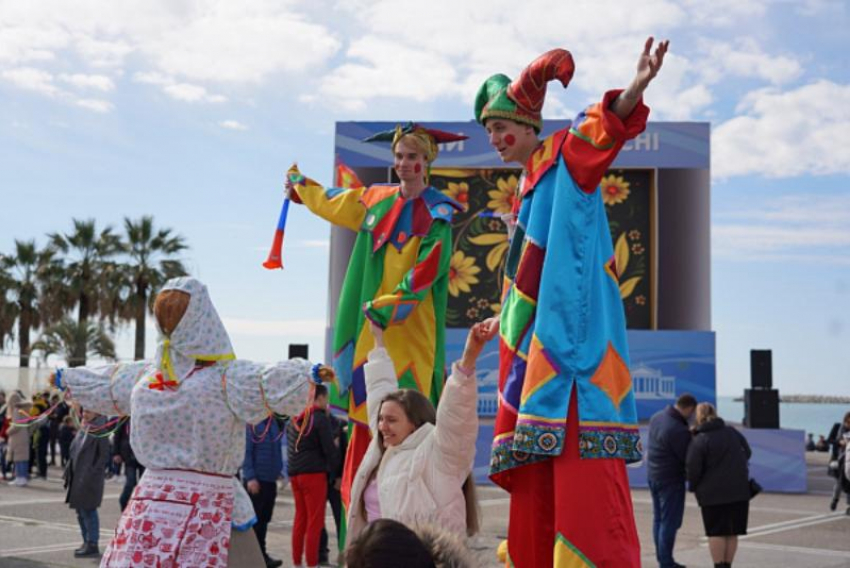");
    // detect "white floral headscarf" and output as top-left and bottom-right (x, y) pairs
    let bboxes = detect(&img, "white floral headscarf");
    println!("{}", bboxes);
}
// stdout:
(154, 277), (235, 383)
